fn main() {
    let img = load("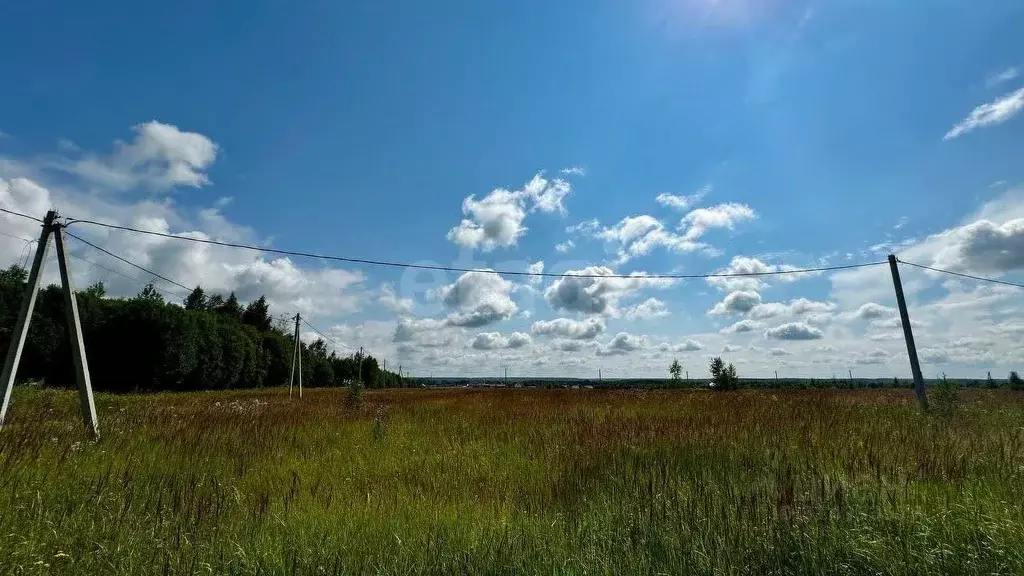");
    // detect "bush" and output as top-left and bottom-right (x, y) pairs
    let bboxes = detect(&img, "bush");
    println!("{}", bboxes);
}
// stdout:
(932, 377), (960, 416)
(346, 379), (364, 411)
(1010, 371), (1023, 391)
